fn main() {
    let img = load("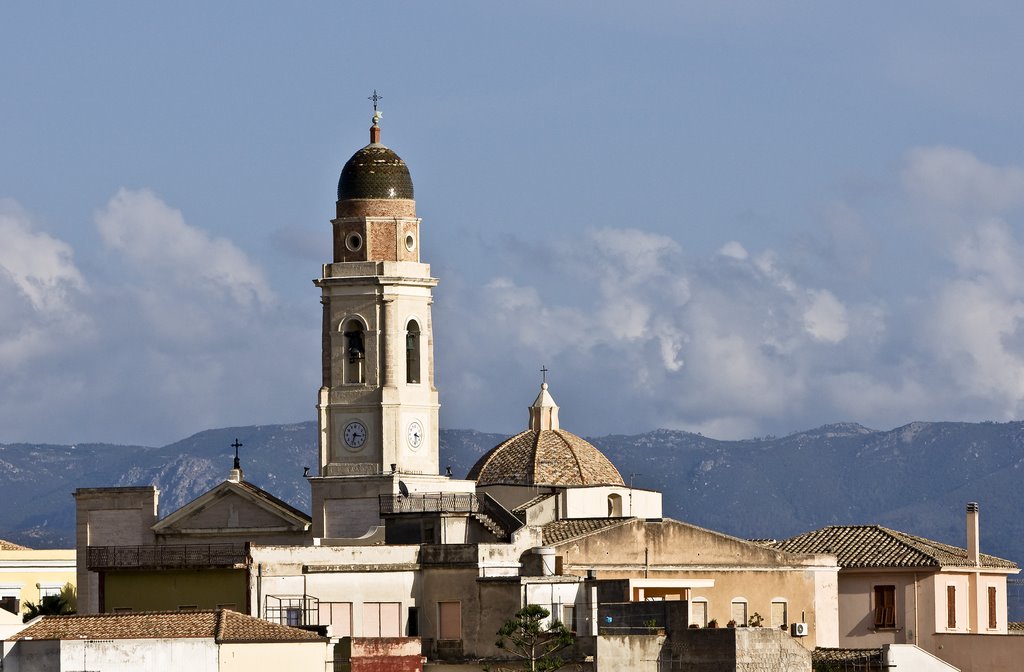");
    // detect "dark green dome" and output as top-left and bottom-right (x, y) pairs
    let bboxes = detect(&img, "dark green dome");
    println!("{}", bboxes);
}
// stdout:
(337, 143), (414, 201)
